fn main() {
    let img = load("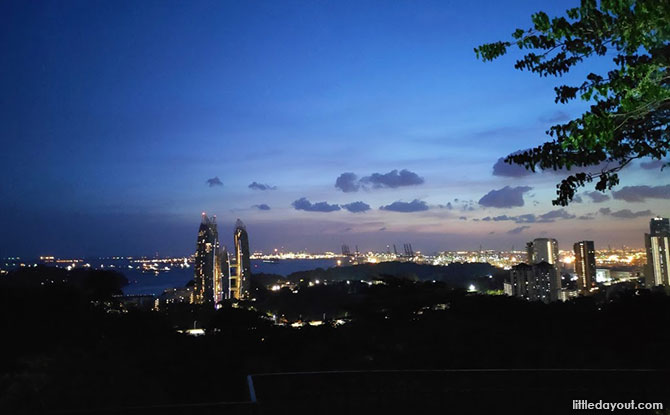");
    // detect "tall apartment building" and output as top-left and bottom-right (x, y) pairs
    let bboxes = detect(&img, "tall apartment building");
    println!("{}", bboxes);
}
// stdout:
(645, 217), (670, 287)
(574, 240), (596, 293)
(230, 219), (251, 299)
(193, 213), (222, 305)
(525, 238), (561, 301)
(507, 262), (559, 303)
